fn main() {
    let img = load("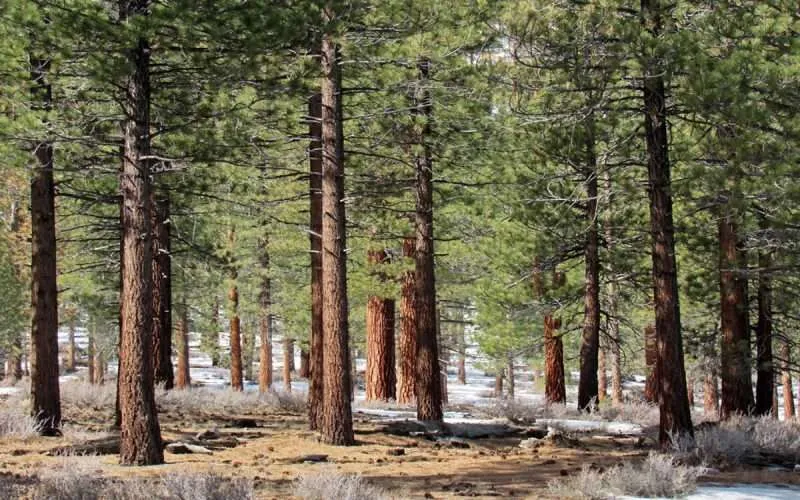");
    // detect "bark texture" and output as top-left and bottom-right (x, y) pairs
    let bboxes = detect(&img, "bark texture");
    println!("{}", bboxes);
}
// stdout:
(598, 345), (607, 403)
(319, 26), (354, 445)
(544, 315), (566, 404)
(781, 341), (795, 419)
(754, 242), (774, 416)
(299, 349), (310, 378)
(117, 15), (163, 464)
(308, 92), (324, 429)
(259, 240), (273, 393)
(703, 367), (719, 418)
(30, 54), (61, 434)
(151, 196), (173, 390)
(365, 249), (396, 401)
(718, 209), (754, 418)
(397, 236), (418, 404)
(644, 324), (659, 403)
(413, 58), (442, 422)
(578, 132), (600, 412)
(65, 312), (77, 373)
(175, 301), (190, 389)
(283, 337), (293, 392)
(603, 171), (624, 406)
(641, 0), (694, 445)
(494, 371), (504, 399)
